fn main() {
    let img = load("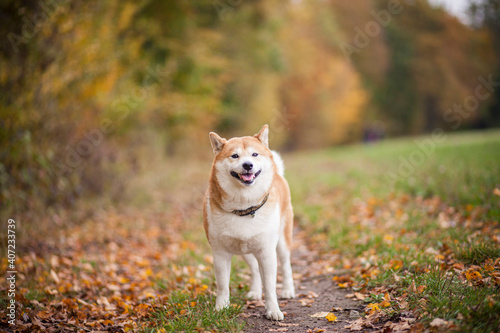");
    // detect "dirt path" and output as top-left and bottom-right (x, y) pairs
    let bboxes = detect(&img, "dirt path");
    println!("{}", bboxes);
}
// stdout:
(241, 230), (373, 332)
